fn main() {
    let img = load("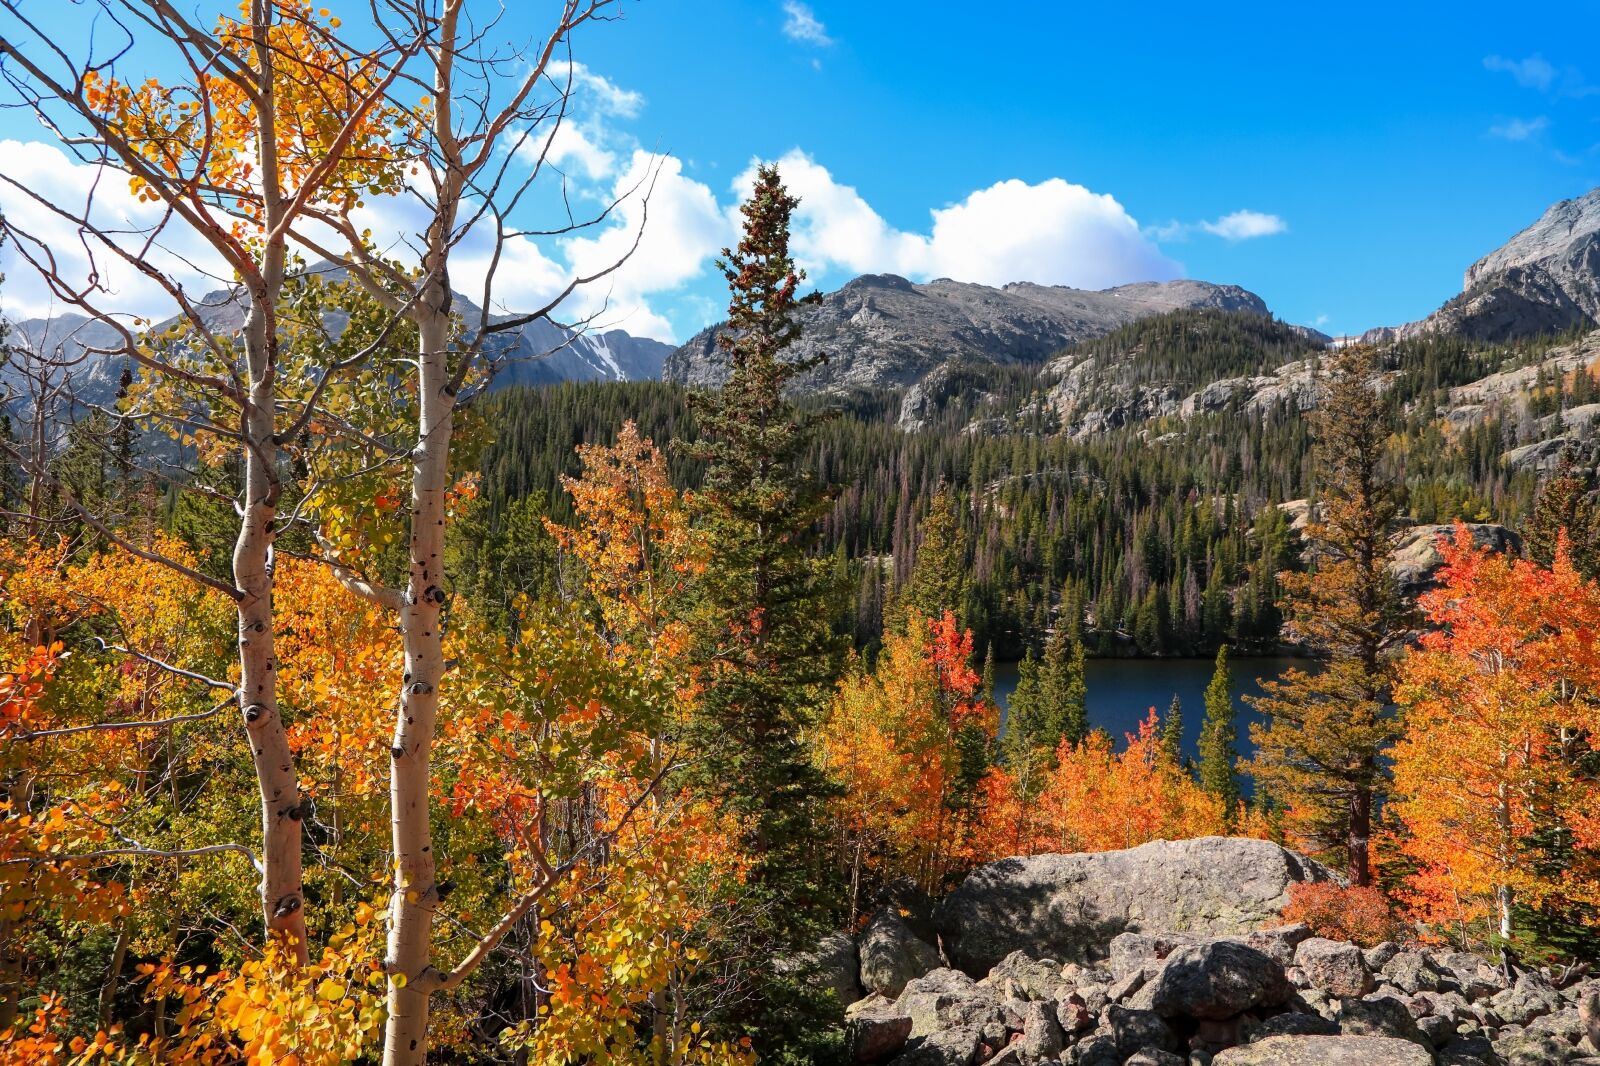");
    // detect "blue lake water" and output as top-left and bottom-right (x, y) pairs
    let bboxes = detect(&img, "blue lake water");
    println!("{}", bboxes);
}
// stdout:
(991, 656), (1302, 764)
